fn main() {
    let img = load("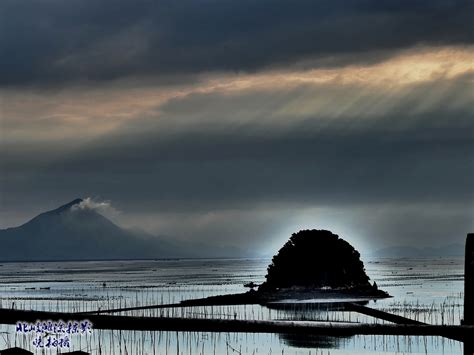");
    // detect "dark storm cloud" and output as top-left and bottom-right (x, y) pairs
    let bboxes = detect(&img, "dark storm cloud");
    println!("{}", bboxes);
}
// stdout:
(2, 103), (472, 250)
(2, 109), (472, 214)
(1, 0), (472, 86)
(2, 71), (472, 216)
